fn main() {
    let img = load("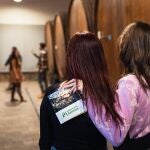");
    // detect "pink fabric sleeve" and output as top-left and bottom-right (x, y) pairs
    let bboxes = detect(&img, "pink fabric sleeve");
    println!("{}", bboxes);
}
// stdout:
(87, 78), (138, 146)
